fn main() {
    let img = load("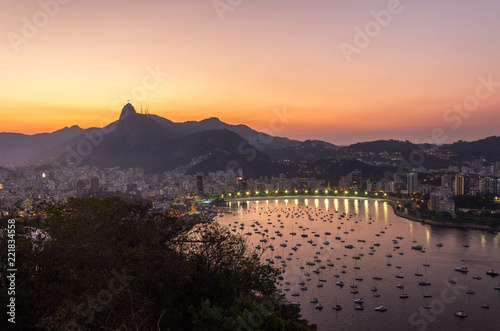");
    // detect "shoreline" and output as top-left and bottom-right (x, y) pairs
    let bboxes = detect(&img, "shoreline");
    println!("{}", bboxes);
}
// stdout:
(225, 195), (500, 233)
(384, 199), (500, 233)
